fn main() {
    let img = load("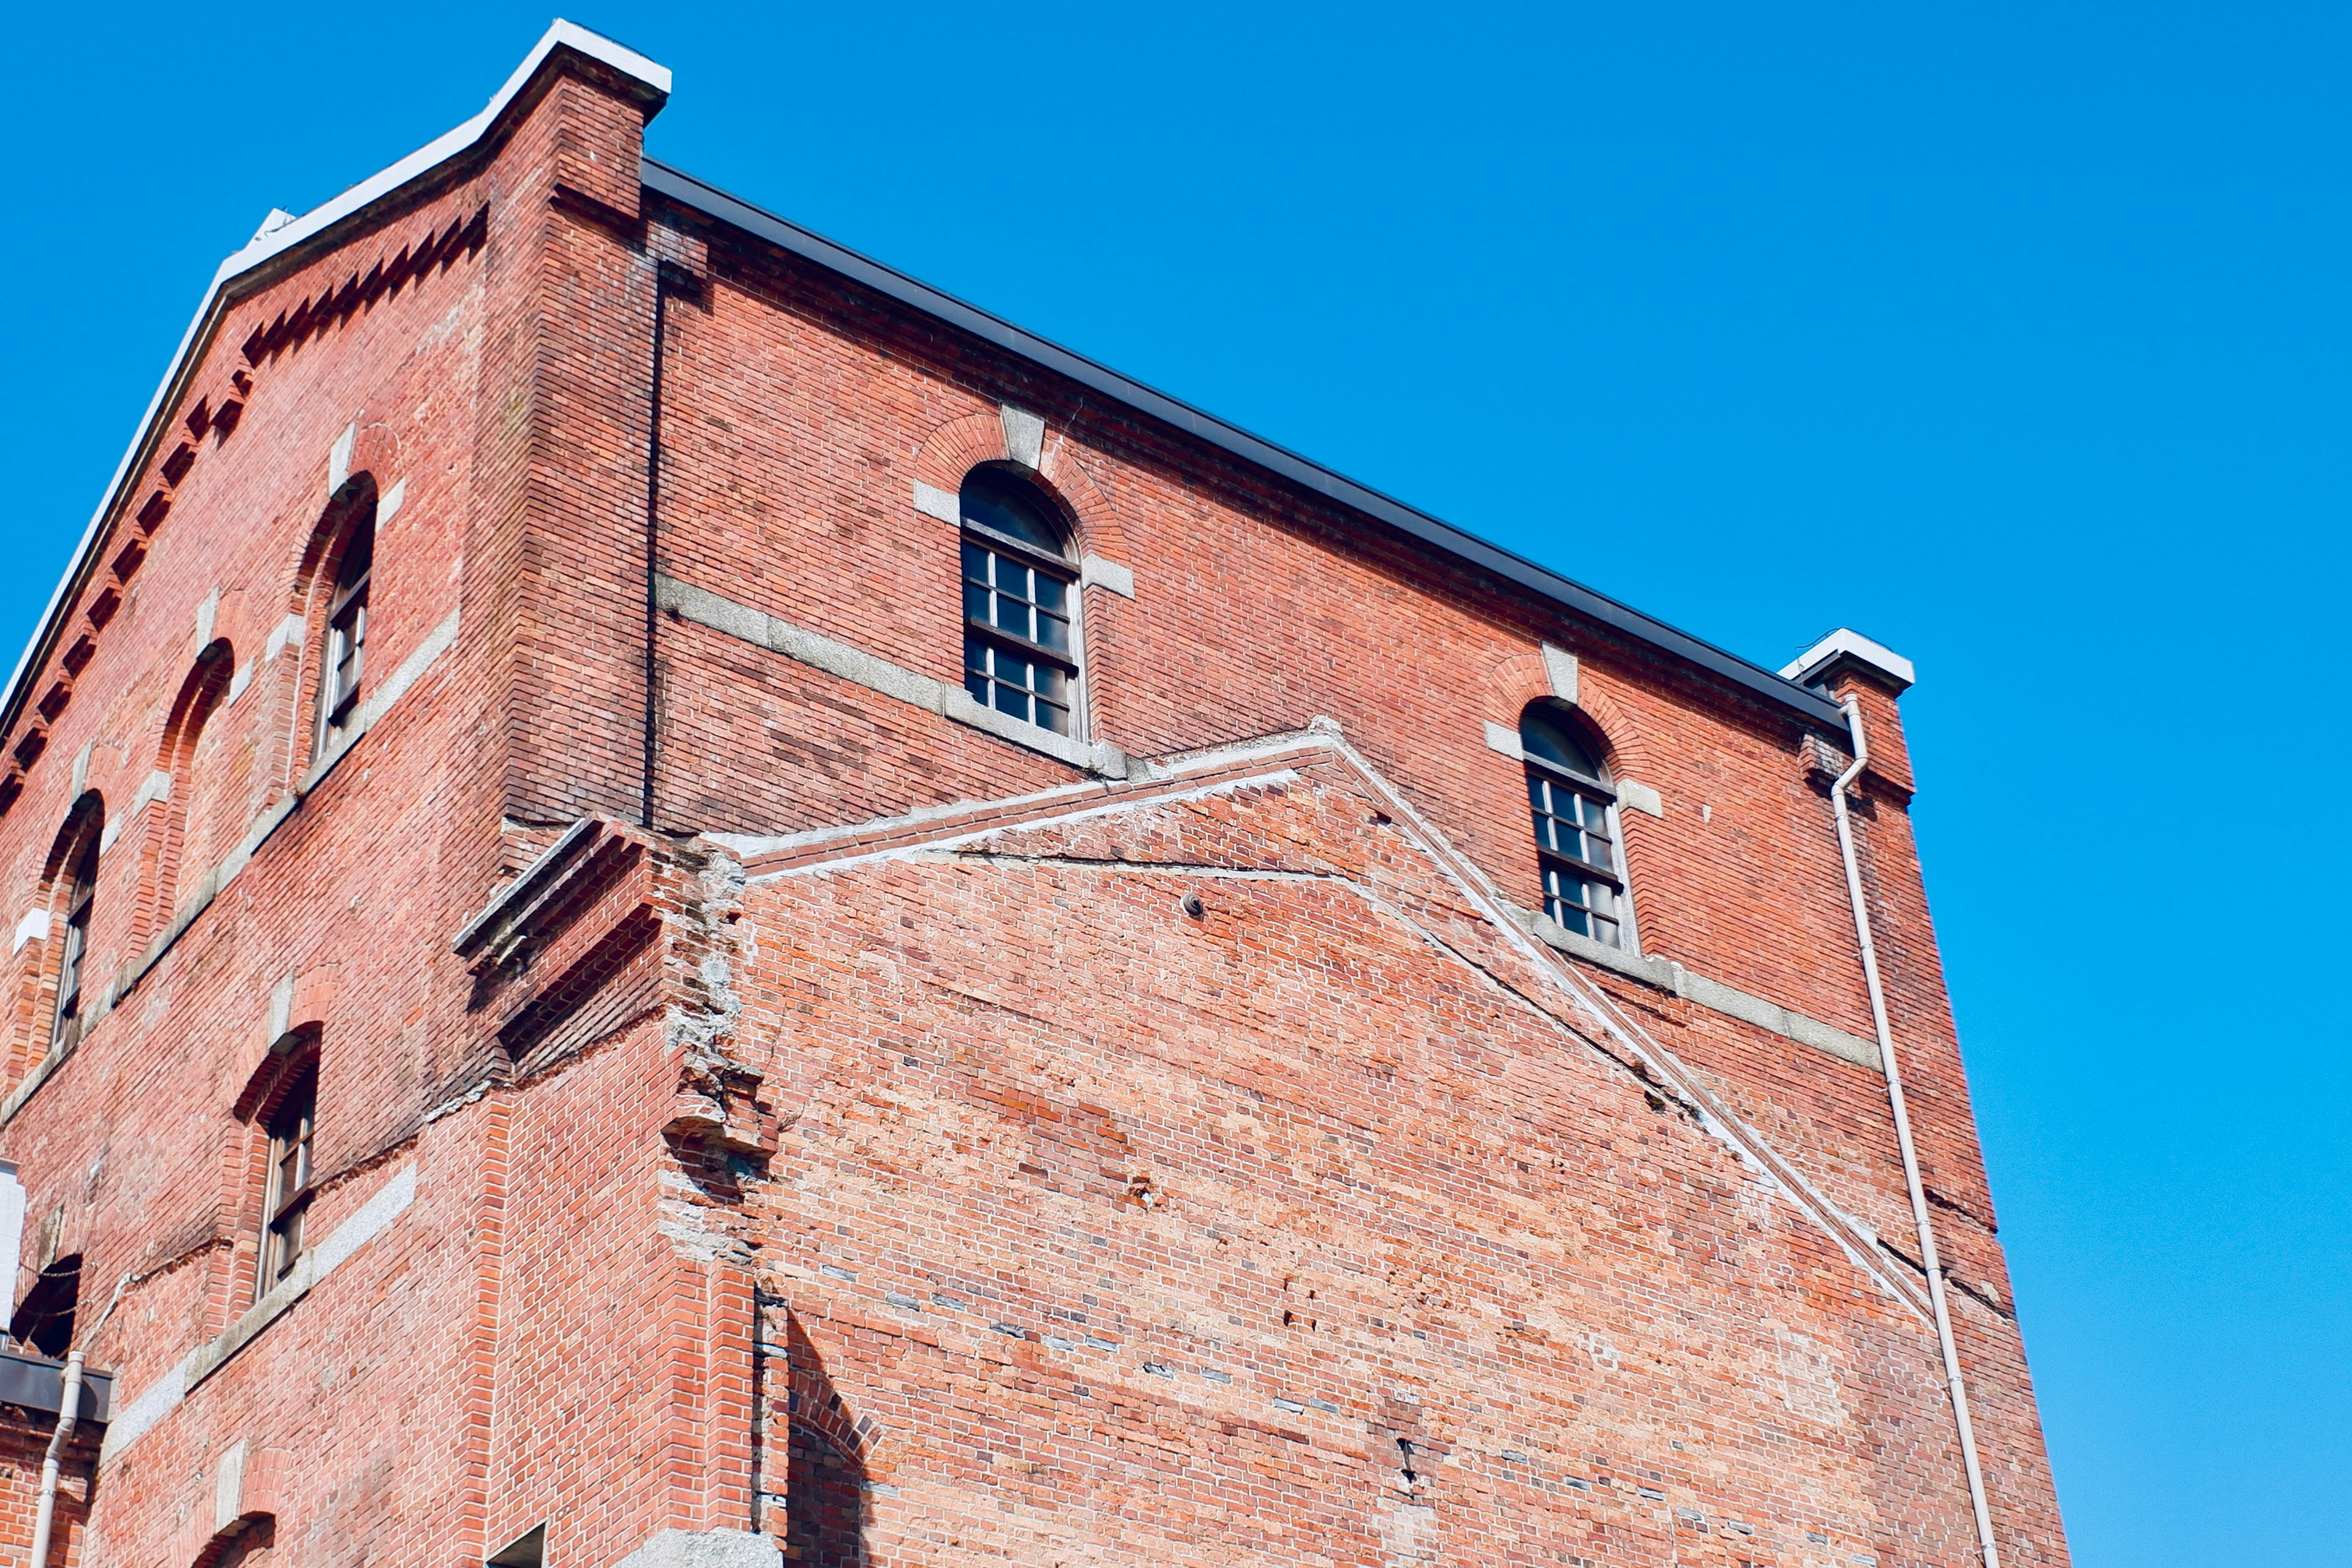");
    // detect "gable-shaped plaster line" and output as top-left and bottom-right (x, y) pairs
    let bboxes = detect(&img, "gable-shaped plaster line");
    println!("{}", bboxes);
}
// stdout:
(736, 723), (1929, 1322)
